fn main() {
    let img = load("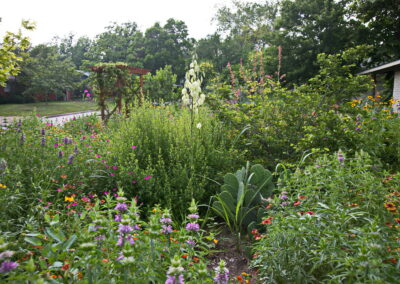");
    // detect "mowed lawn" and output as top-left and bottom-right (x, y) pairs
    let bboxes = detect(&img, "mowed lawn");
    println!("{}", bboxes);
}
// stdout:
(0, 101), (100, 116)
